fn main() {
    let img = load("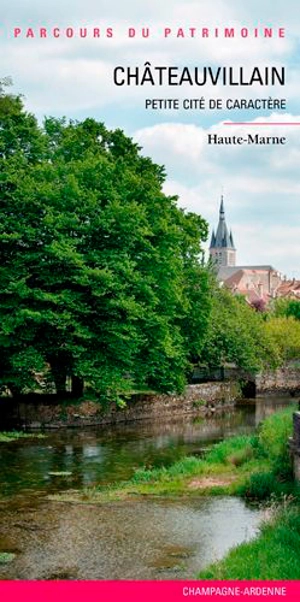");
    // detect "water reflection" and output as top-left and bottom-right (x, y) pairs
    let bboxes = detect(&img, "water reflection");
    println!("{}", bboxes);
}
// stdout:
(0, 395), (296, 498)
(0, 394), (296, 580)
(254, 395), (297, 424)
